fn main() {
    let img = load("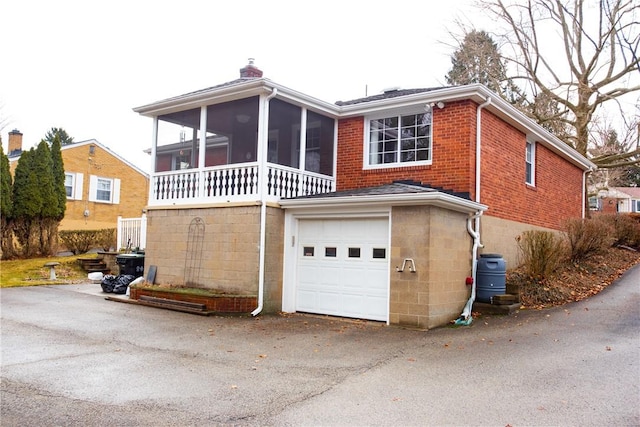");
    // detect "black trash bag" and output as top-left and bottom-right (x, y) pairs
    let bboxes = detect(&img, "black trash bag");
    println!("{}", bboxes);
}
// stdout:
(100, 275), (118, 293)
(113, 274), (136, 294)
